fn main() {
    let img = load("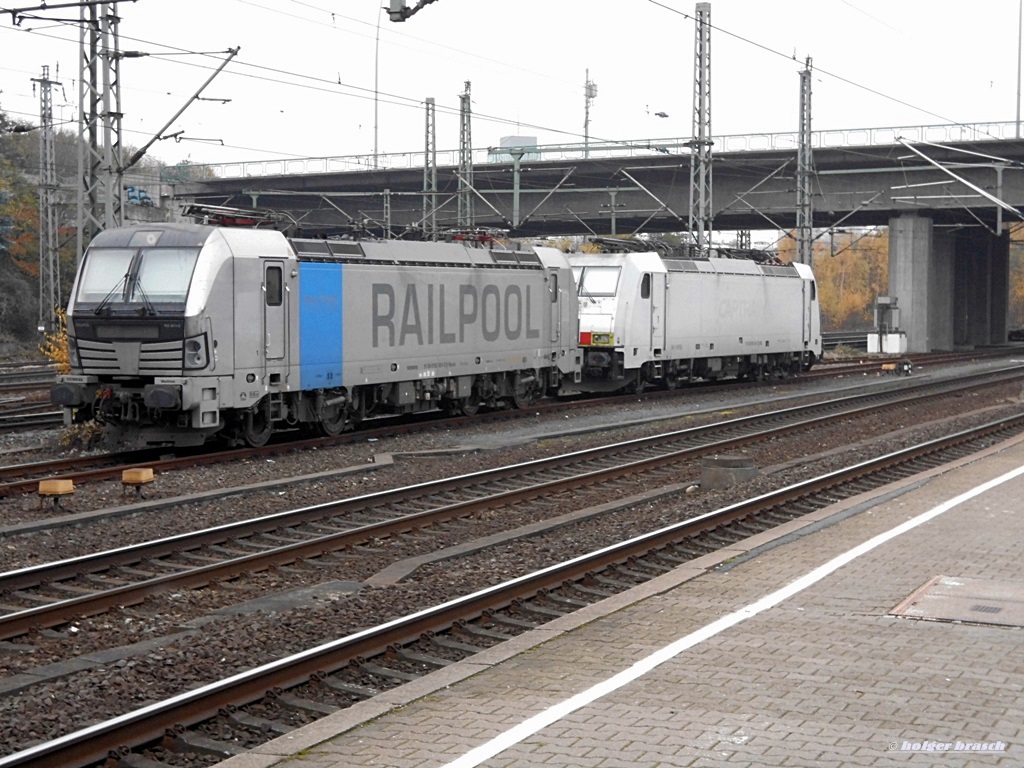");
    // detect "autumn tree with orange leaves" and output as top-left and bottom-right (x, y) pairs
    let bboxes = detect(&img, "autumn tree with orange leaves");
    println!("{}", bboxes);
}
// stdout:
(0, 166), (39, 339)
(0, 107), (78, 345)
(1009, 223), (1024, 331)
(778, 229), (889, 331)
(780, 226), (1024, 335)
